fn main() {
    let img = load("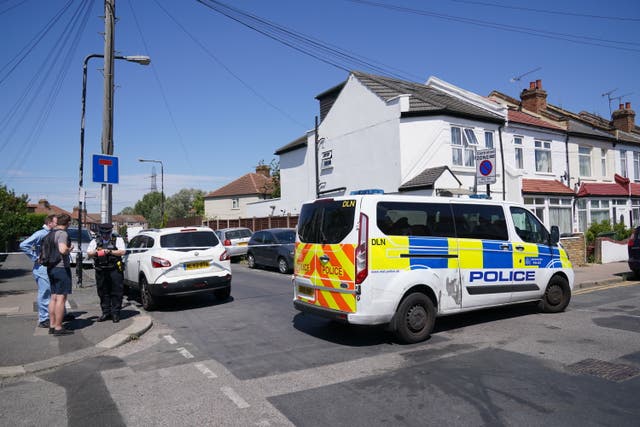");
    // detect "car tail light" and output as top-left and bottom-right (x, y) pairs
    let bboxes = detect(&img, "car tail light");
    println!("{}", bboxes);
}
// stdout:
(151, 256), (171, 268)
(223, 239), (231, 246)
(220, 250), (230, 261)
(355, 212), (368, 284)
